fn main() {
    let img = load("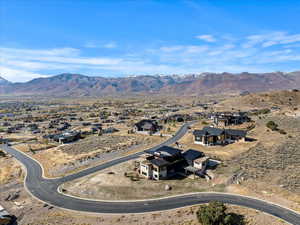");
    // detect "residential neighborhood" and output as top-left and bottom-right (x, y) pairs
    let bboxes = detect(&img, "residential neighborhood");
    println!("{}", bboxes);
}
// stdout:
(1, 89), (300, 225)
(1, 0), (300, 224)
